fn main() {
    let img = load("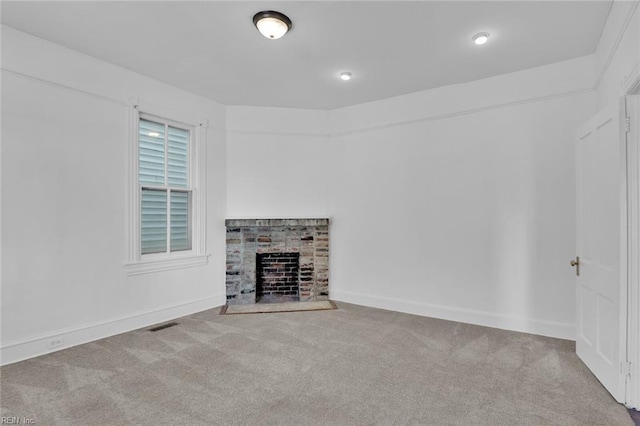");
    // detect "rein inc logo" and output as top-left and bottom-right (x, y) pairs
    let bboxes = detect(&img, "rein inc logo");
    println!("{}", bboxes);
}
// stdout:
(1, 418), (35, 424)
